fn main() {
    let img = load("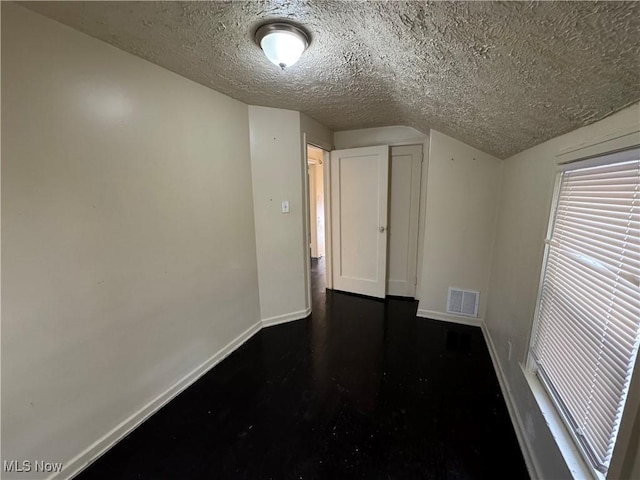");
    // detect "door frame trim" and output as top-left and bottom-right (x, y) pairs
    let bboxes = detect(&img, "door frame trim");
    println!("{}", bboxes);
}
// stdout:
(303, 134), (333, 312)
